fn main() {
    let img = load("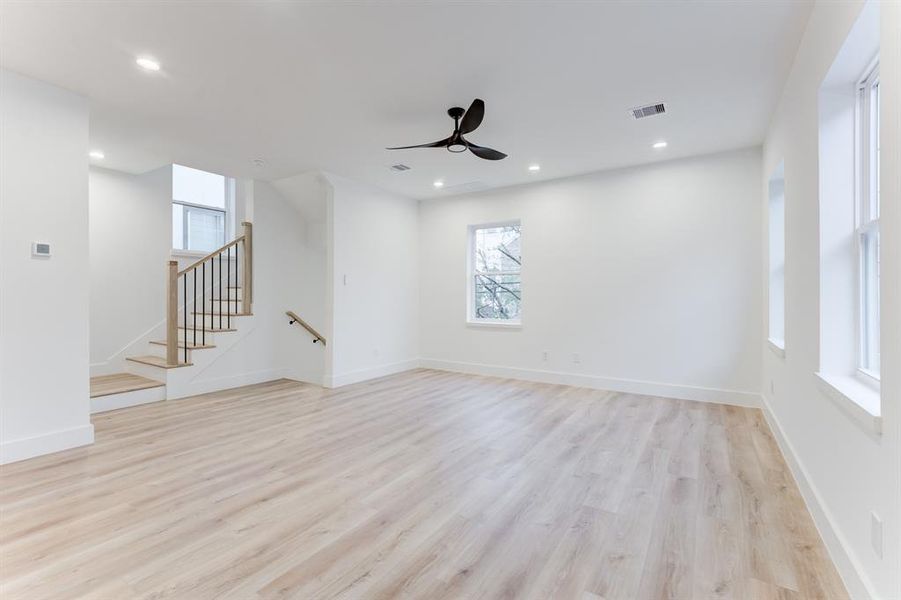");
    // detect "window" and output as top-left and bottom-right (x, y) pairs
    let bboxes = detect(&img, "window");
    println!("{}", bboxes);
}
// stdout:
(768, 161), (785, 351)
(468, 222), (521, 324)
(857, 61), (880, 377)
(172, 164), (234, 252)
